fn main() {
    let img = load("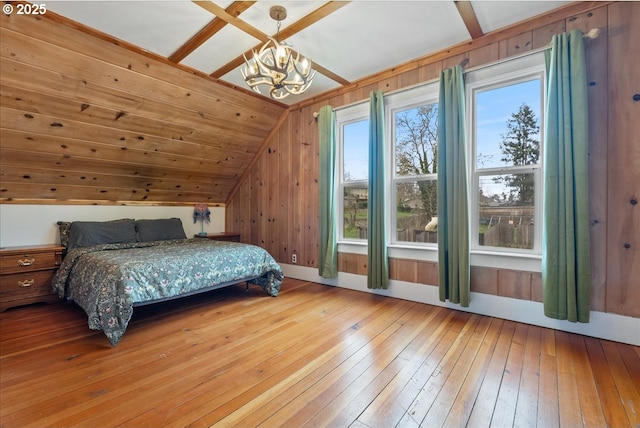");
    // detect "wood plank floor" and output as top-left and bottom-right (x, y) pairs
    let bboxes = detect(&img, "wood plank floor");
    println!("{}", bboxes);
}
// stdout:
(1, 278), (638, 428)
